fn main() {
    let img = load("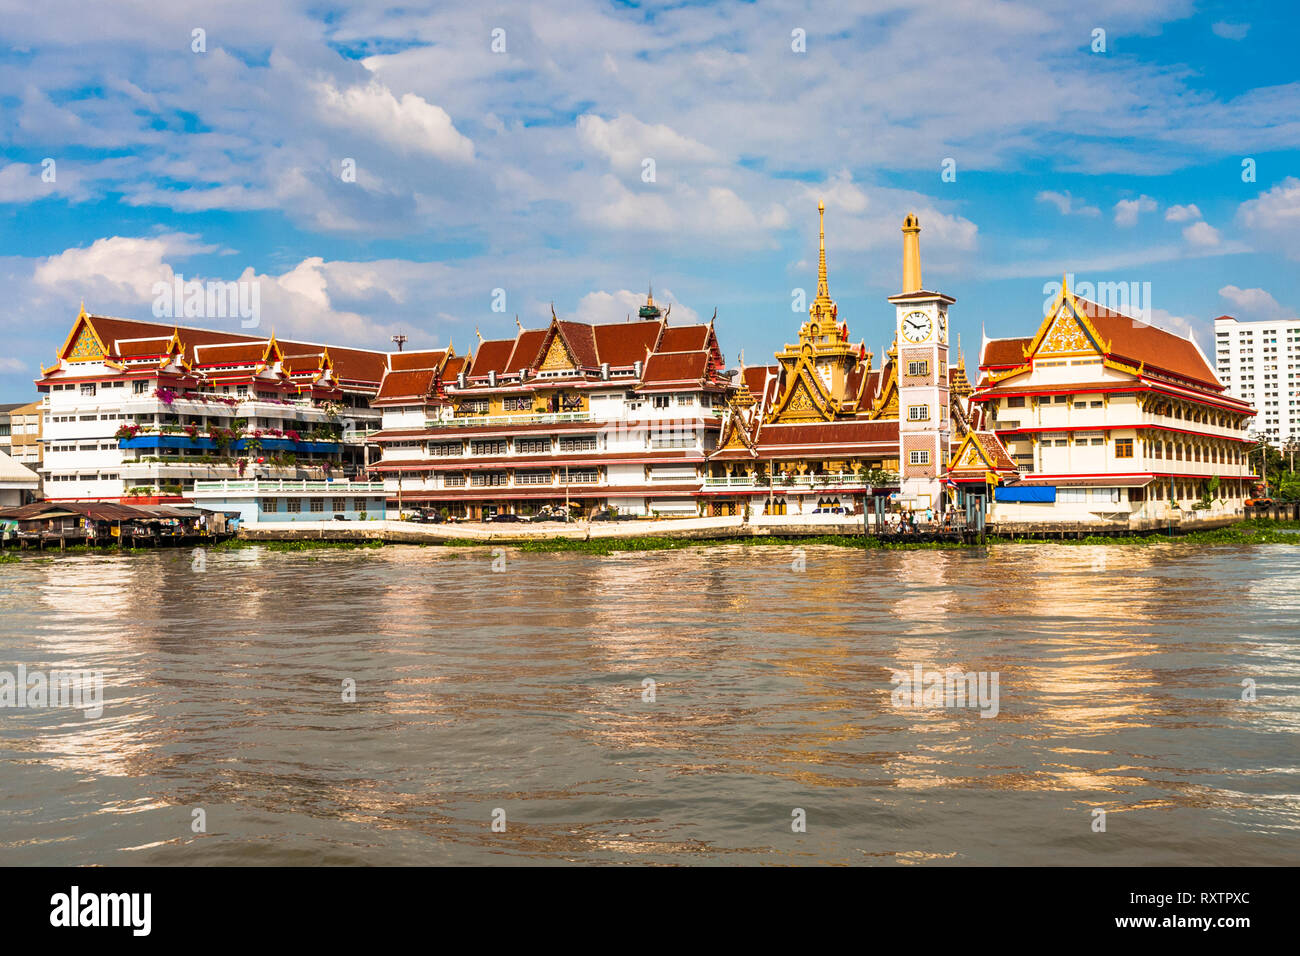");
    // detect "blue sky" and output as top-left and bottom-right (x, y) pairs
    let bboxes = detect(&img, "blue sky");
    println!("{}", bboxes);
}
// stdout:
(2, 0), (1299, 399)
